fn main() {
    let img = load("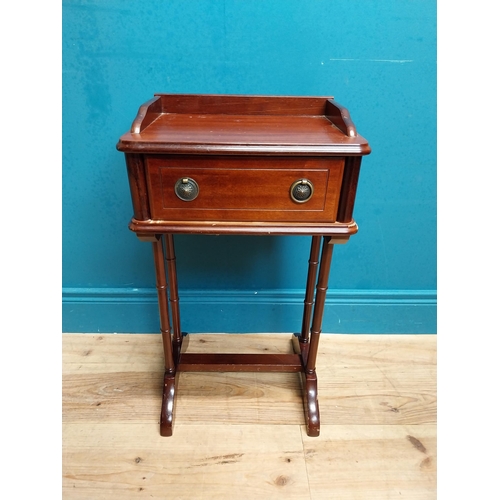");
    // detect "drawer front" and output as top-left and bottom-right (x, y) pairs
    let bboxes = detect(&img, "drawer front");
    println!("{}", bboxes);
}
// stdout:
(146, 156), (344, 223)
